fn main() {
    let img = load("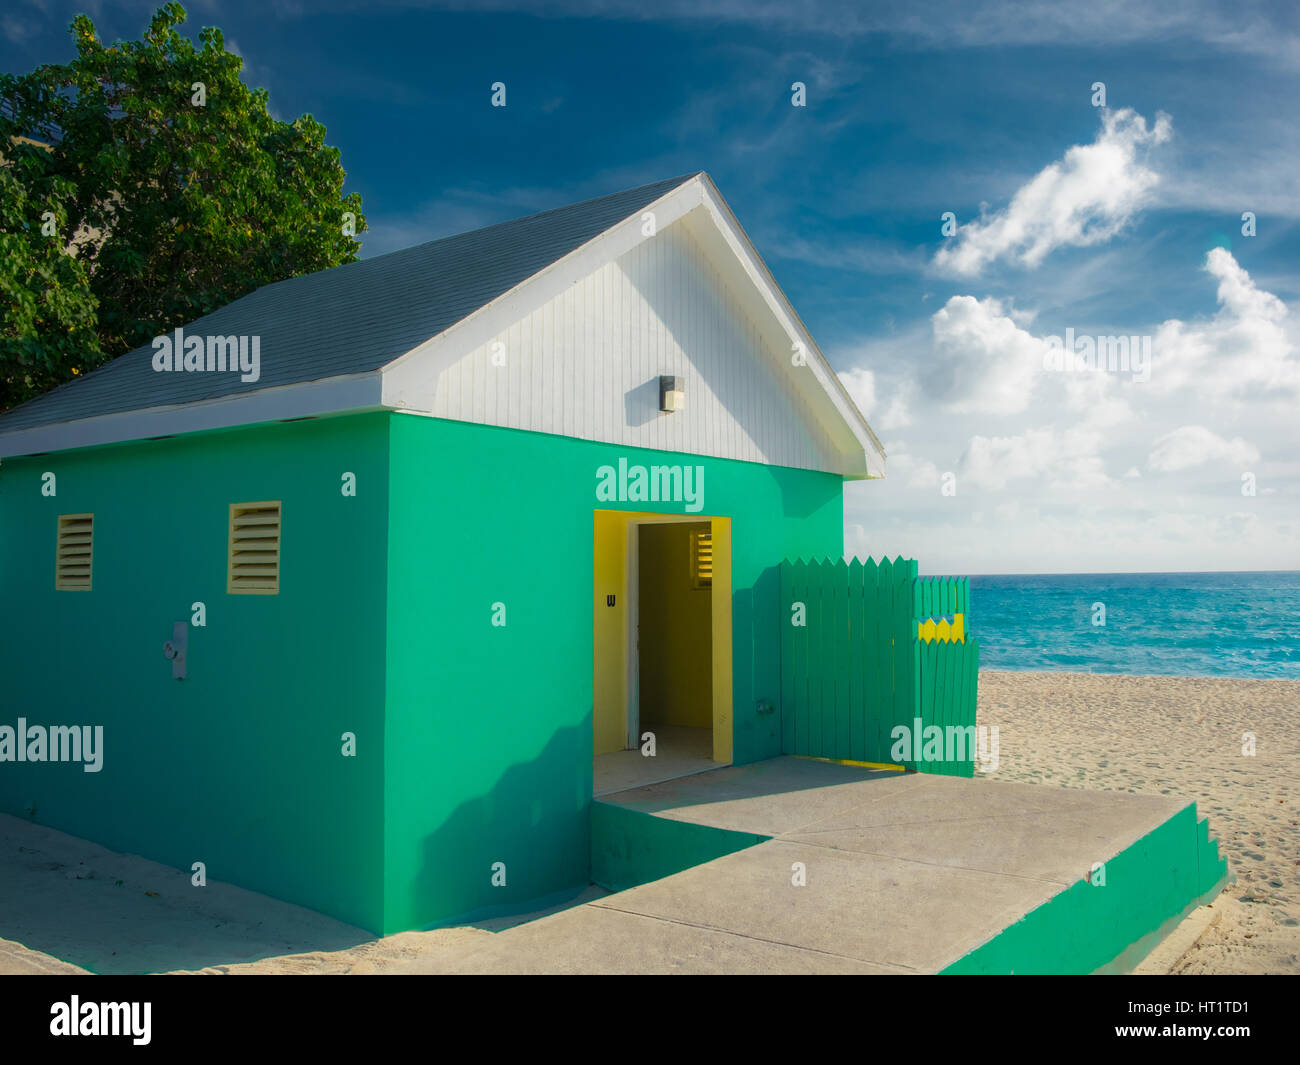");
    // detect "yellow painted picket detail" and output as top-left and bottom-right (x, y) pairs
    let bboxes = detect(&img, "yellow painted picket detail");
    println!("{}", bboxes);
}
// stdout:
(917, 613), (966, 643)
